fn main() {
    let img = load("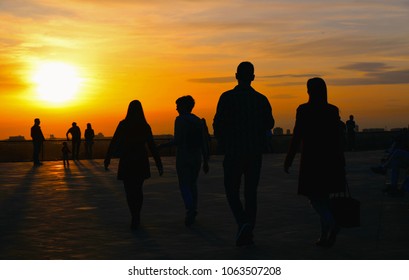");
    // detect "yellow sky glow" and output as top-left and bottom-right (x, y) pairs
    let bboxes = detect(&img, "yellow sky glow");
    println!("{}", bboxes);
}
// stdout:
(0, 0), (408, 140)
